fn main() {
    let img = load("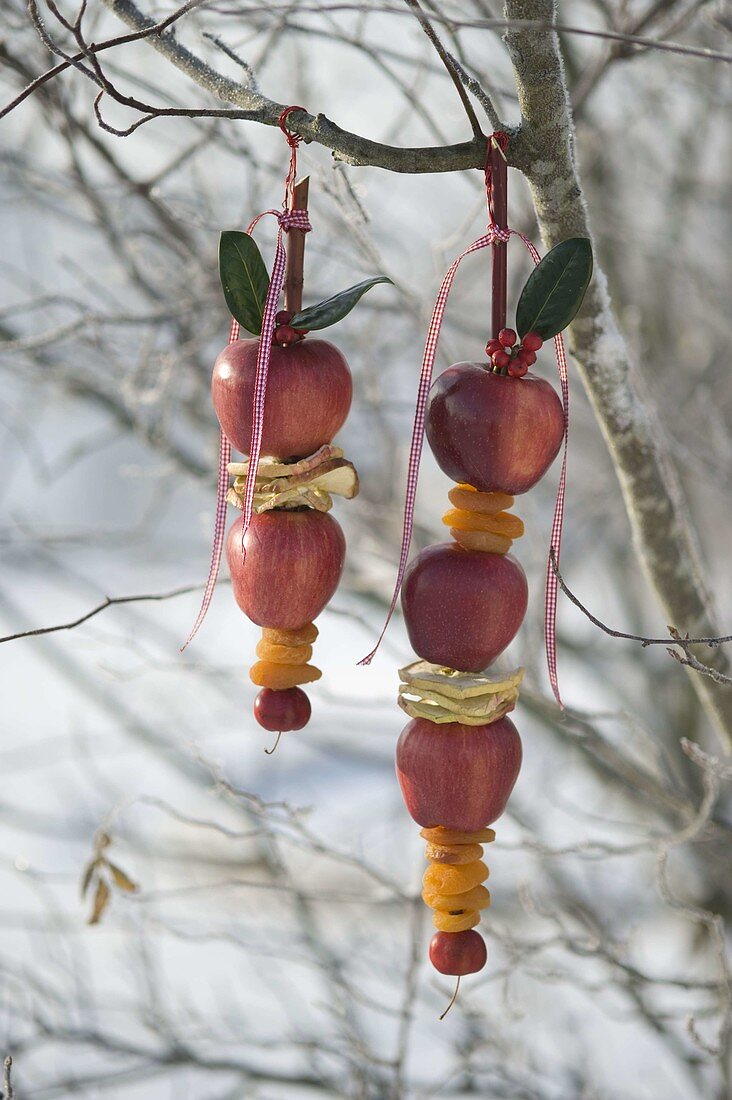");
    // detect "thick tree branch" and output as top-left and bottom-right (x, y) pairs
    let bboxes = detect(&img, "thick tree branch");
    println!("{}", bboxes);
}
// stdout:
(505, 0), (732, 751)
